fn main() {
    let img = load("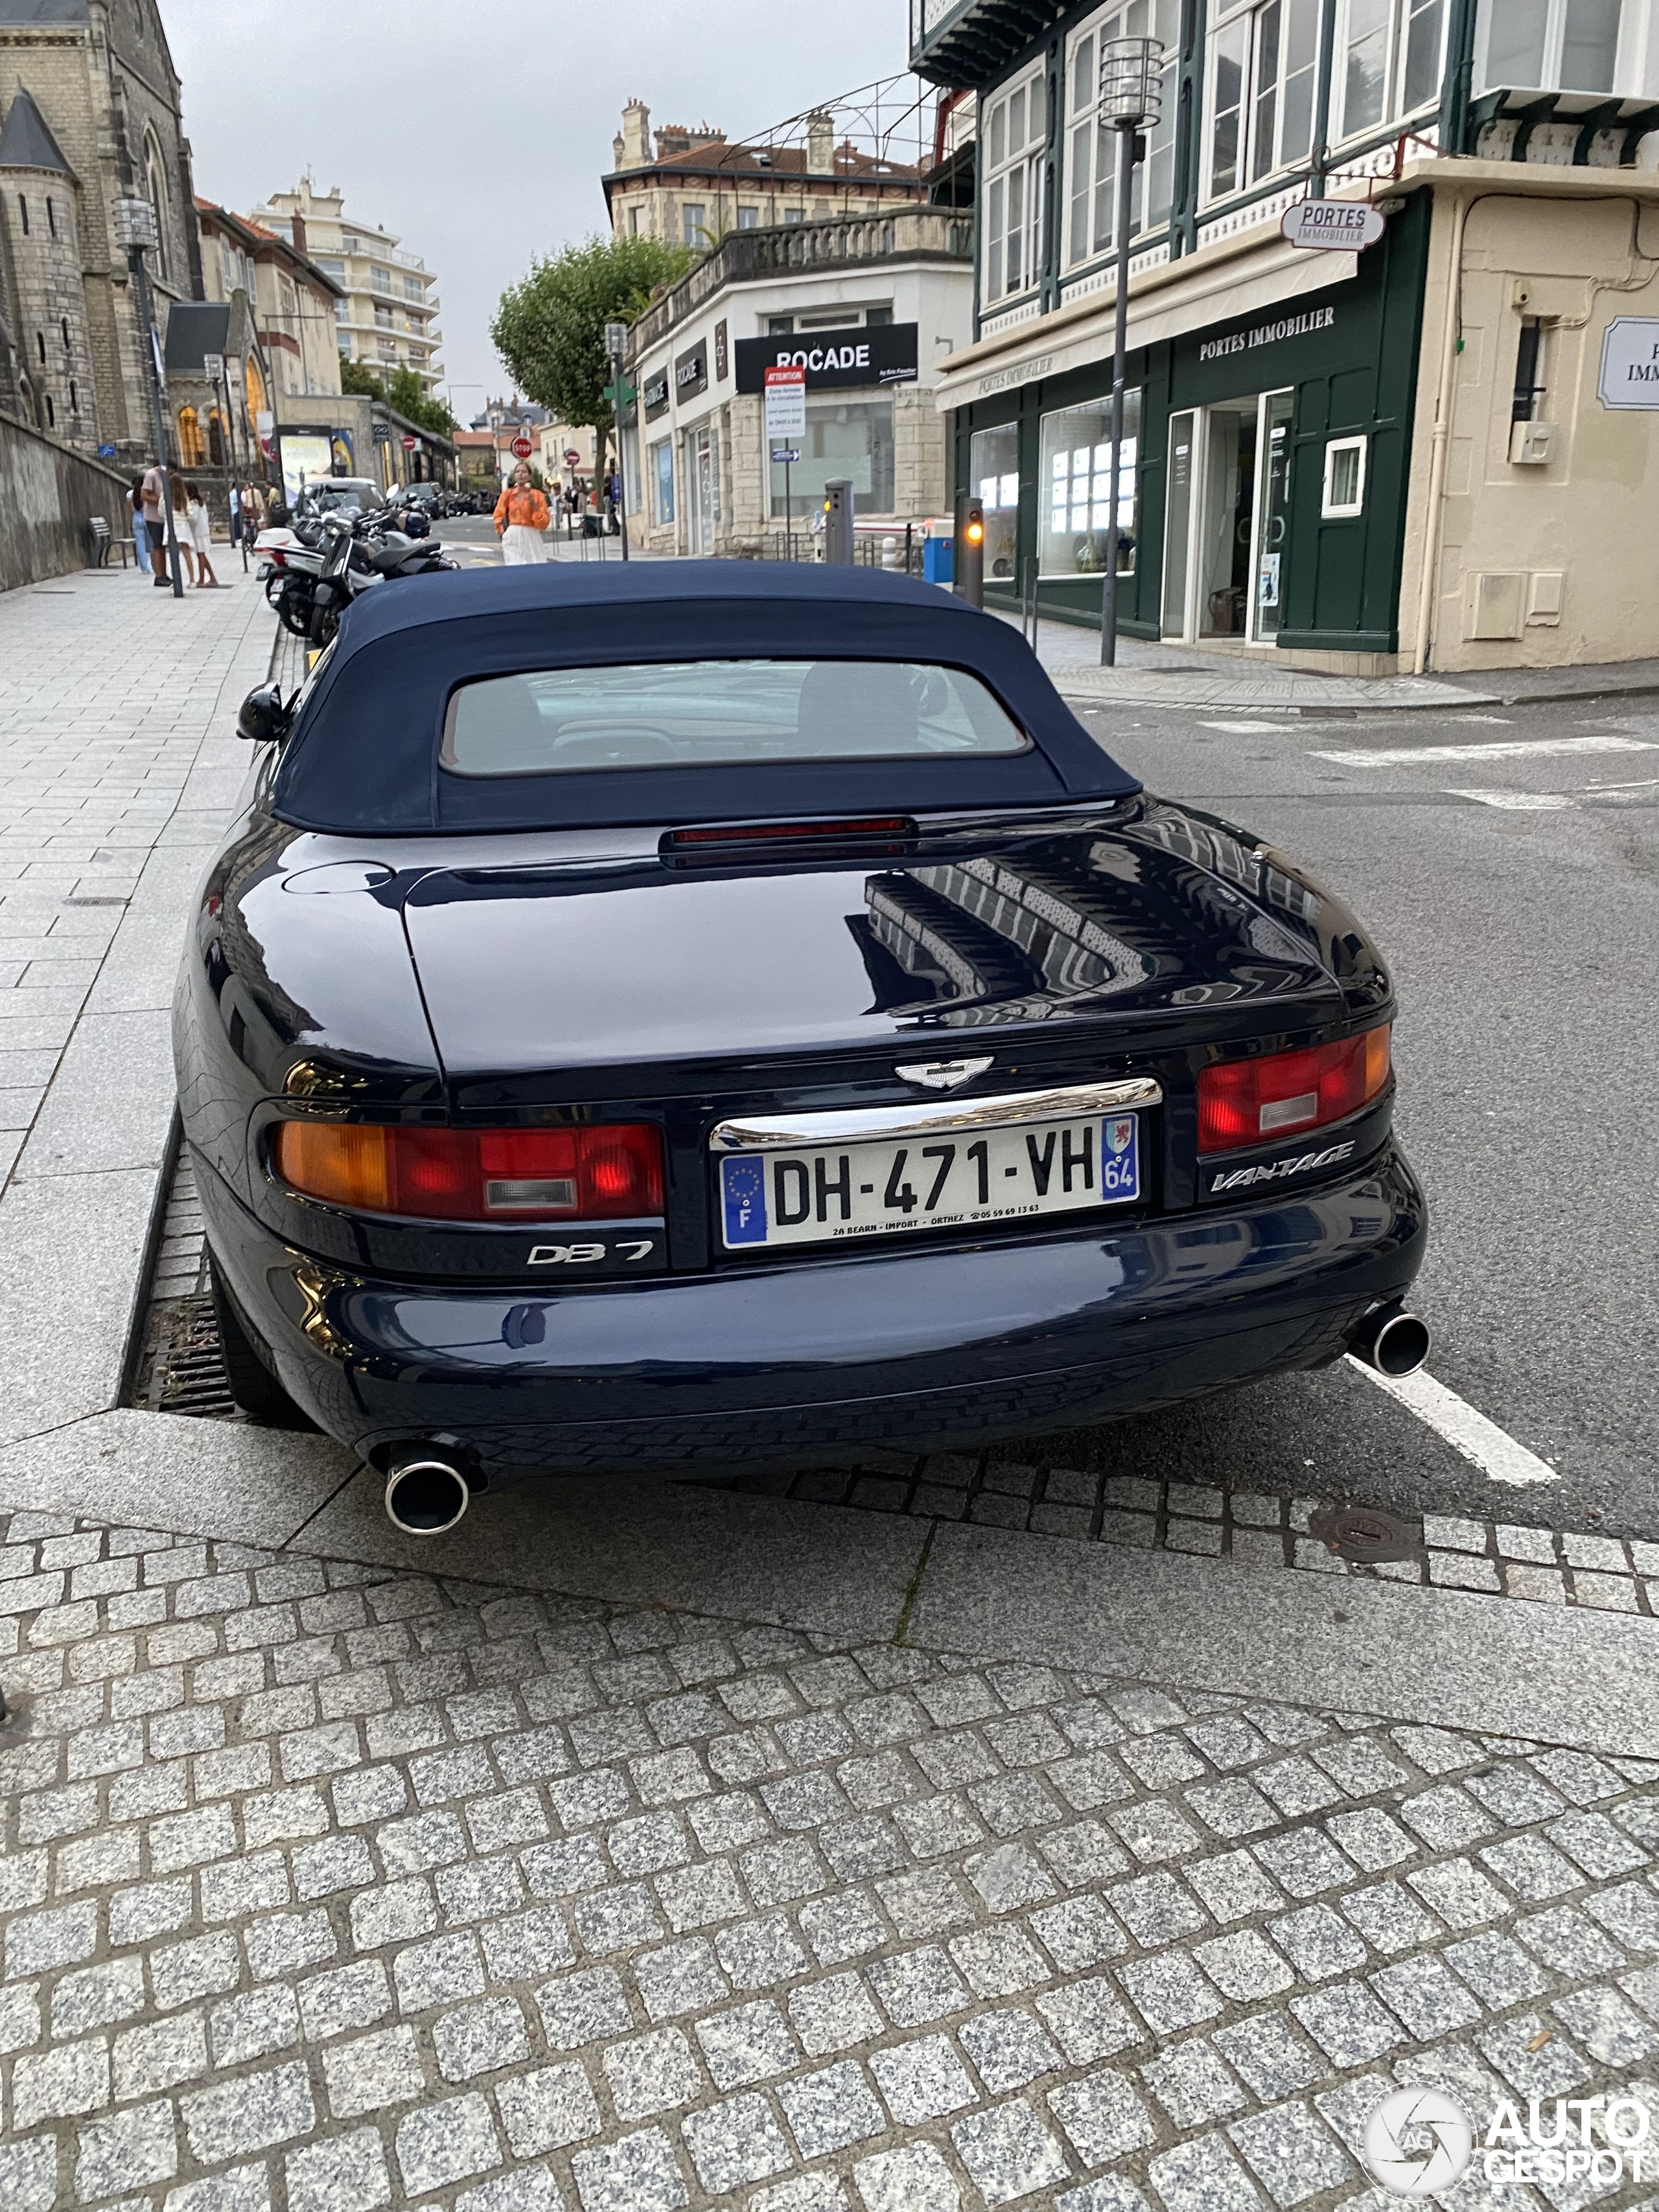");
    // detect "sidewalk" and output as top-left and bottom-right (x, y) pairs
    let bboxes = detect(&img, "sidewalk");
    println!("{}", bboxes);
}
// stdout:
(1006, 612), (1659, 716)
